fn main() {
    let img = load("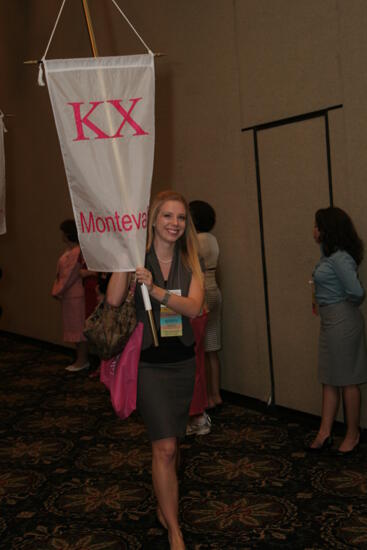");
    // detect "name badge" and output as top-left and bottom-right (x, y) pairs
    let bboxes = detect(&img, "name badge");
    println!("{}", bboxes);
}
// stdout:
(160, 289), (183, 337)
